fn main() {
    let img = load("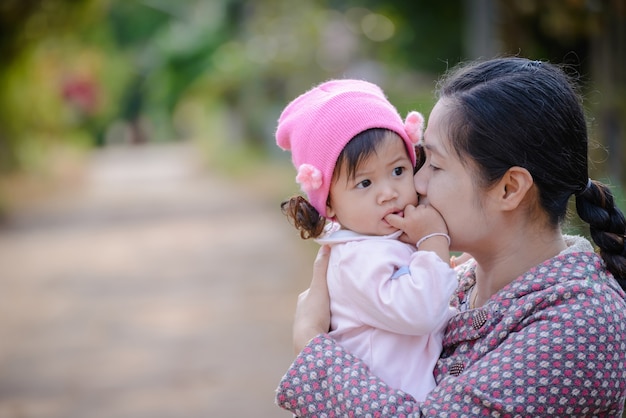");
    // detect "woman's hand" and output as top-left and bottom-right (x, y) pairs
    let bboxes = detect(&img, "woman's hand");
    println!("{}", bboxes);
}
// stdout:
(451, 252), (473, 267)
(293, 245), (332, 354)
